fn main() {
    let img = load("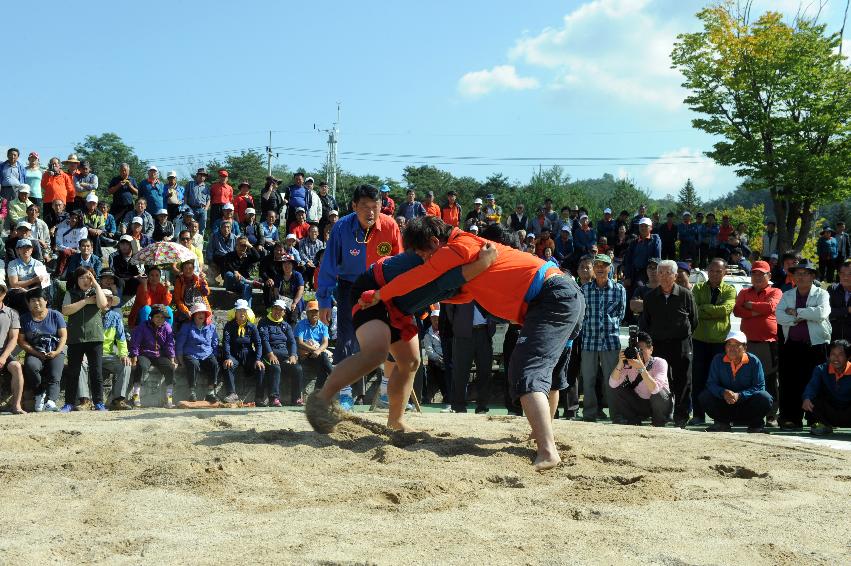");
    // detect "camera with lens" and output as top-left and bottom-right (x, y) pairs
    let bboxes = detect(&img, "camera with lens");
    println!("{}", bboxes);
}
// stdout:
(84, 287), (96, 297)
(623, 325), (640, 362)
